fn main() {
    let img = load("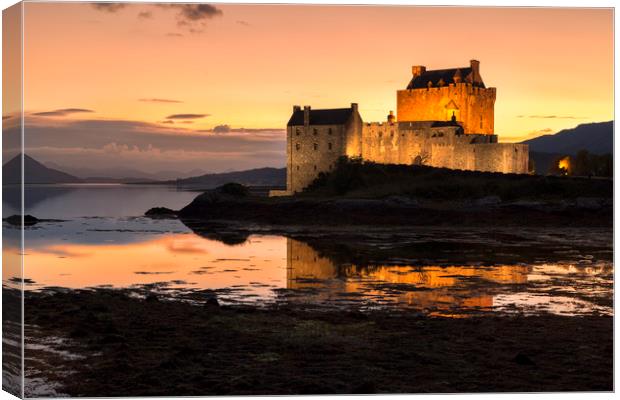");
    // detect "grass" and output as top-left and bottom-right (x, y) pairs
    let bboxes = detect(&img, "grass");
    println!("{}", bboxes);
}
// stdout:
(302, 157), (612, 201)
